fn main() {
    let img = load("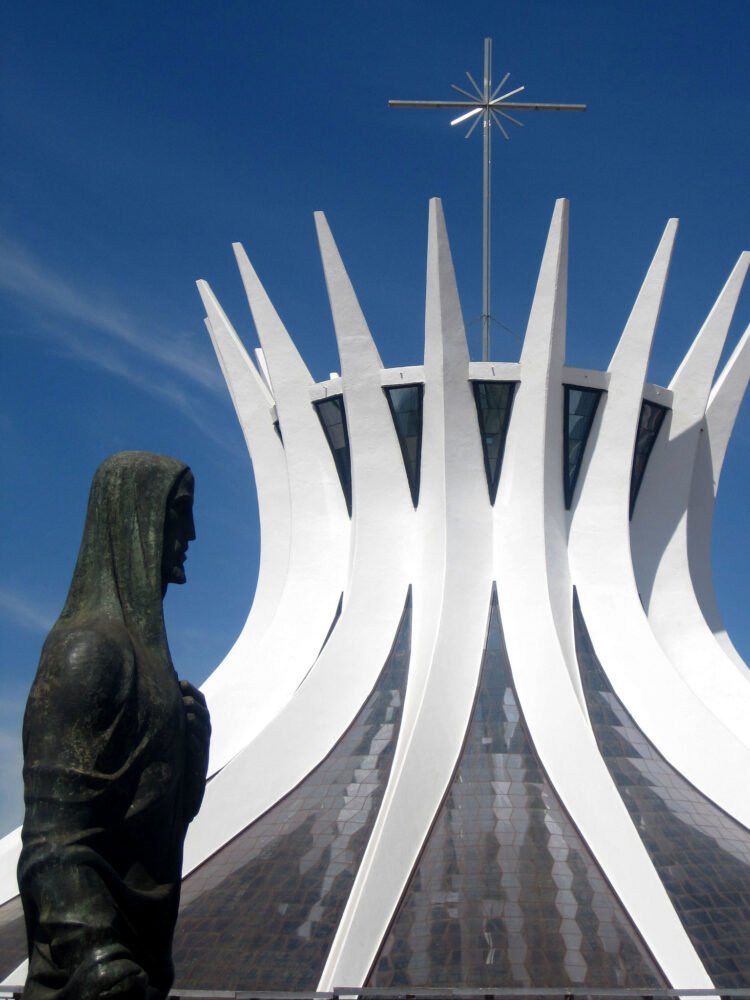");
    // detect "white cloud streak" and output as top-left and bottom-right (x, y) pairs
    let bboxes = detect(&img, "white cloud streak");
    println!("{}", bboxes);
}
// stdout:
(55, 327), (237, 451)
(0, 233), (224, 395)
(0, 589), (56, 634)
